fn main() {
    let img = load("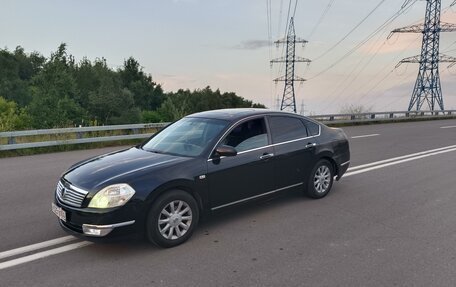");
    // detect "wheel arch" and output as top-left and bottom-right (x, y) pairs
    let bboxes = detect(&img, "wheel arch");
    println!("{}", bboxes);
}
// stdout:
(317, 150), (338, 177)
(144, 180), (205, 215)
